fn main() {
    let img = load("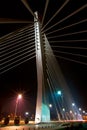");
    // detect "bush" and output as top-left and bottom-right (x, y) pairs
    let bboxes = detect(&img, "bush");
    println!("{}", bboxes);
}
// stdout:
(14, 116), (20, 125)
(25, 117), (29, 124)
(4, 117), (9, 125)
